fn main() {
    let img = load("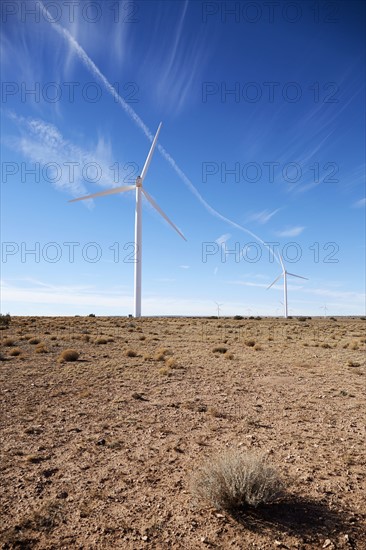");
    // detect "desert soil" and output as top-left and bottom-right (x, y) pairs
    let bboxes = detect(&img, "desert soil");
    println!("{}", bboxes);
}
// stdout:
(0, 315), (365, 549)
